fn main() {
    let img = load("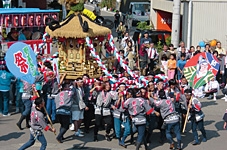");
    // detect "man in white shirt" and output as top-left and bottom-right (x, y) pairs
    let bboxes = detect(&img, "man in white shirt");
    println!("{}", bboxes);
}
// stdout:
(147, 43), (158, 71)
(204, 77), (219, 100)
(120, 32), (134, 49)
(177, 41), (189, 53)
(215, 42), (226, 57)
